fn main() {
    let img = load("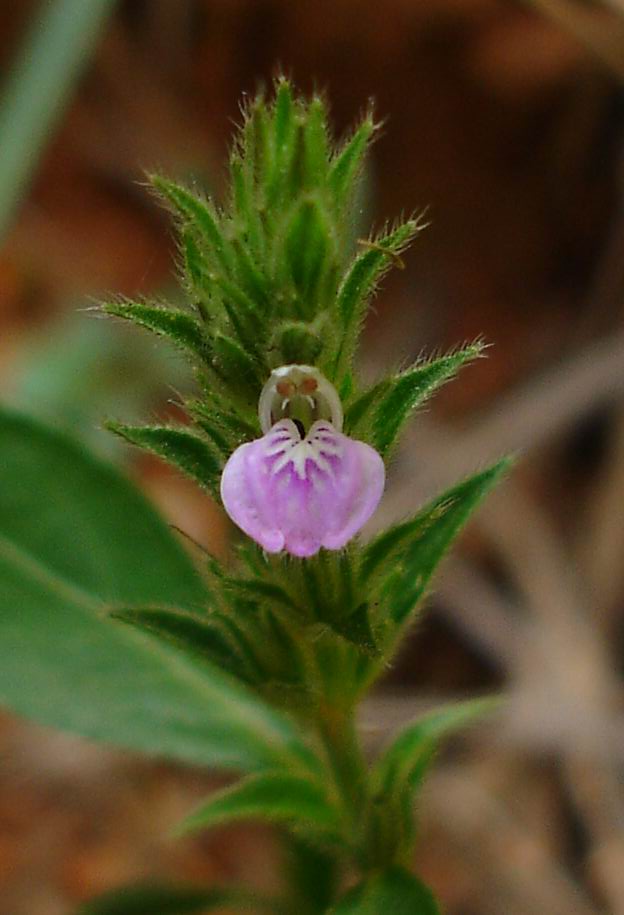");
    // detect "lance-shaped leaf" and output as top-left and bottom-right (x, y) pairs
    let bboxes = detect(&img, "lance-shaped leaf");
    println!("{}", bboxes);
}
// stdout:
(230, 152), (266, 260)
(372, 697), (500, 799)
(260, 608), (311, 687)
(106, 421), (222, 498)
(337, 220), (417, 328)
(236, 94), (273, 195)
(369, 698), (500, 856)
(343, 383), (385, 435)
(226, 577), (301, 613)
(302, 96), (330, 189)
(181, 229), (214, 305)
(212, 332), (263, 401)
(372, 344), (485, 457)
(266, 78), (298, 207)
(77, 882), (274, 914)
(217, 274), (265, 351)
(0, 408), (316, 774)
(185, 400), (260, 444)
(283, 198), (333, 319)
(150, 175), (235, 275)
(328, 115), (376, 207)
(346, 342), (485, 455)
(176, 770), (342, 841)
(187, 400), (257, 455)
(102, 300), (209, 362)
(111, 607), (249, 683)
(189, 417), (232, 458)
(331, 220), (421, 378)
(231, 234), (271, 312)
(329, 868), (440, 915)
(178, 226), (265, 354)
(362, 460), (510, 644)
